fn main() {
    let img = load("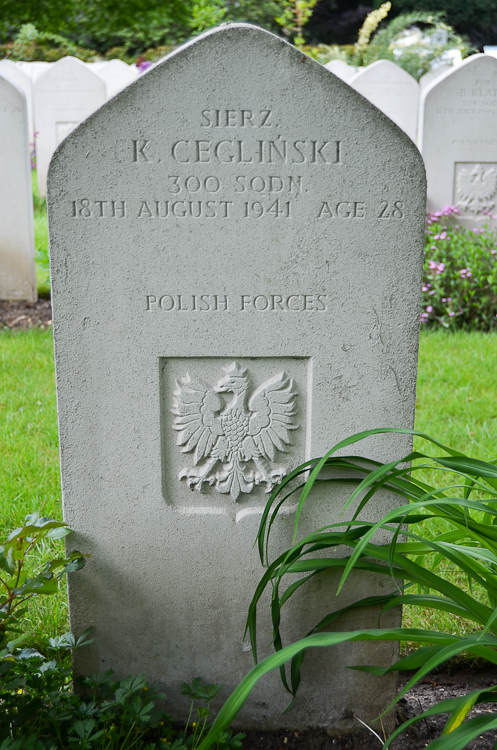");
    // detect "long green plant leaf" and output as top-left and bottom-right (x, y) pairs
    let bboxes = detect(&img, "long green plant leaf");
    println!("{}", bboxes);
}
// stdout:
(197, 628), (497, 750)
